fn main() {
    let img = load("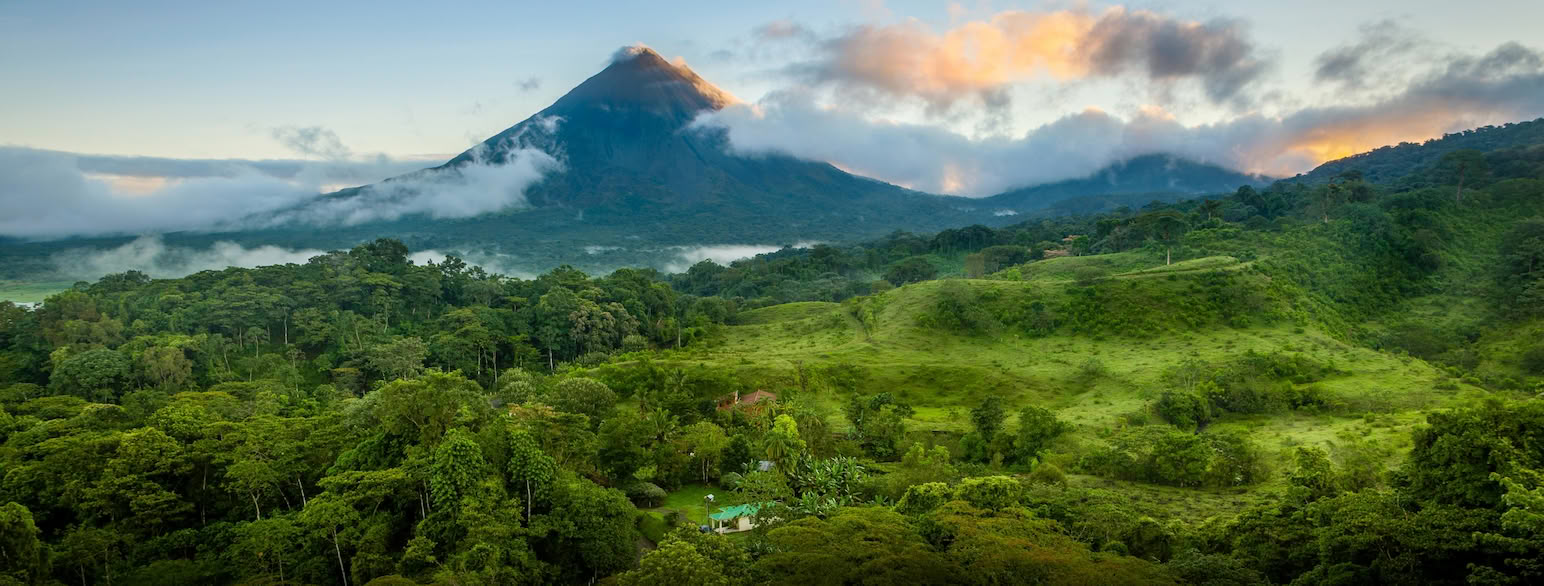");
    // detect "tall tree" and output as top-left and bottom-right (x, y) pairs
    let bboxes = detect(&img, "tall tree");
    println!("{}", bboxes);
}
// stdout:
(508, 428), (556, 521)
